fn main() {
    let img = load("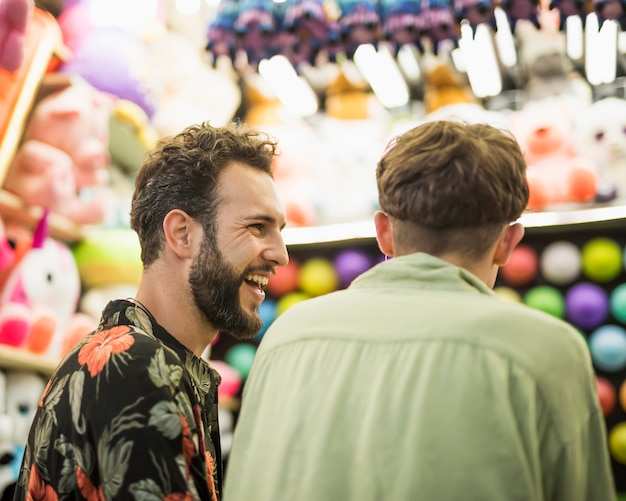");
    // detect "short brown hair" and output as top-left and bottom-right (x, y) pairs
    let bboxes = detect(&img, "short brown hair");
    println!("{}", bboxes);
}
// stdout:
(131, 121), (278, 266)
(377, 120), (529, 257)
